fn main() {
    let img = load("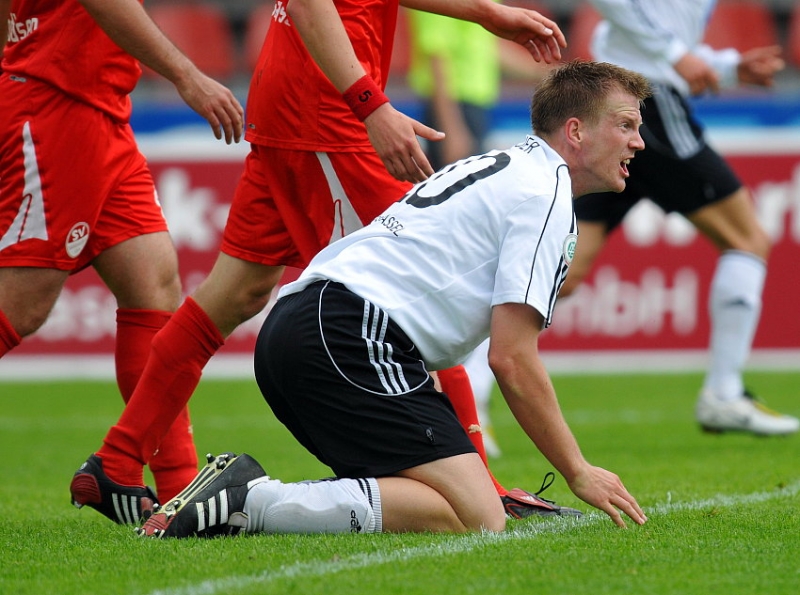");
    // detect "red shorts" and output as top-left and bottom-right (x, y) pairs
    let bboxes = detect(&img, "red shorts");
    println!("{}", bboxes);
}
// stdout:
(222, 145), (412, 268)
(0, 75), (167, 273)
